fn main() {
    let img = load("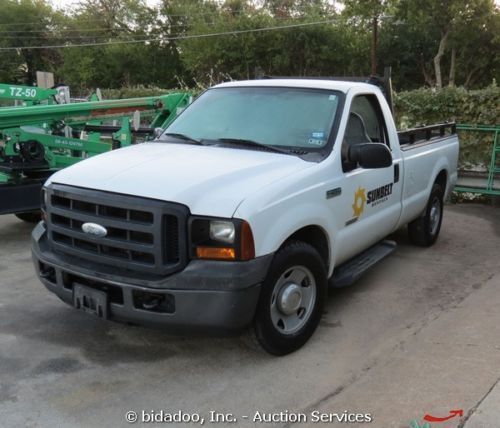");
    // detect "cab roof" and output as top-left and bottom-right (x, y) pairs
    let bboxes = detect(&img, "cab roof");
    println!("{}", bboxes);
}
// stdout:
(213, 79), (378, 94)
